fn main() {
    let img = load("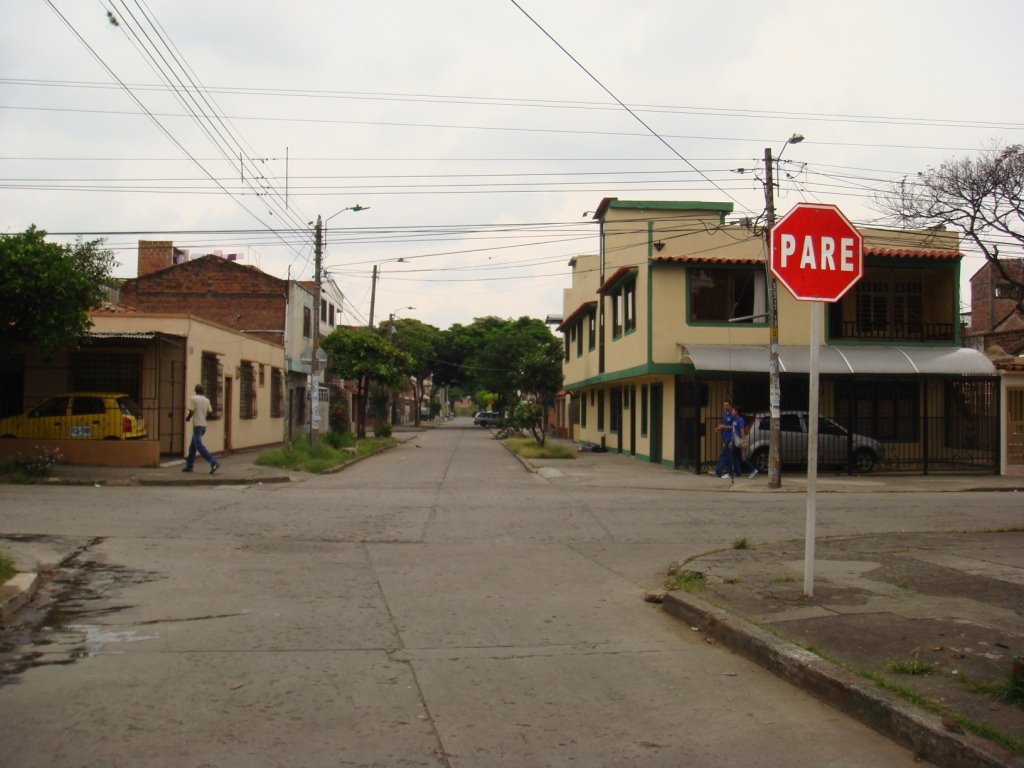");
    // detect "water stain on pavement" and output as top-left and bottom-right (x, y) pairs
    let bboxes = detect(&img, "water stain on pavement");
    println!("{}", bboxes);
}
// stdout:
(0, 542), (162, 681)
